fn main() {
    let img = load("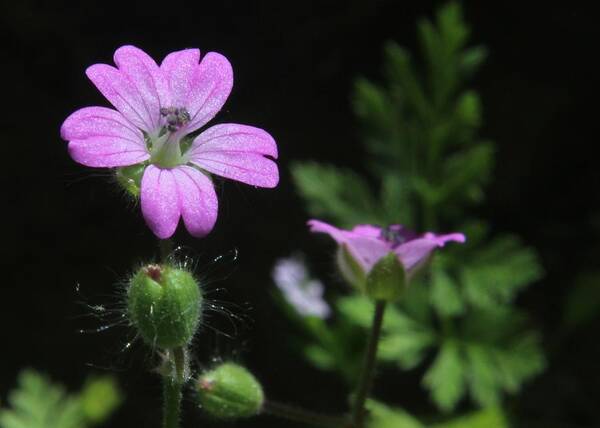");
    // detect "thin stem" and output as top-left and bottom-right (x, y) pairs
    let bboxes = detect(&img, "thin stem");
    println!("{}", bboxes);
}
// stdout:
(162, 347), (186, 428)
(263, 400), (350, 428)
(352, 300), (387, 428)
